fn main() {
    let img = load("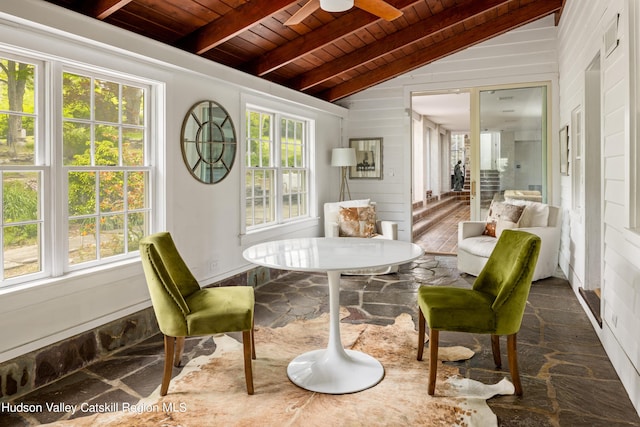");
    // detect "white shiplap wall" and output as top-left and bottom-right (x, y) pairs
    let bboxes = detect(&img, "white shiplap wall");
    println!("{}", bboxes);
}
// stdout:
(338, 17), (559, 242)
(559, 0), (640, 414)
(341, 2), (640, 414)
